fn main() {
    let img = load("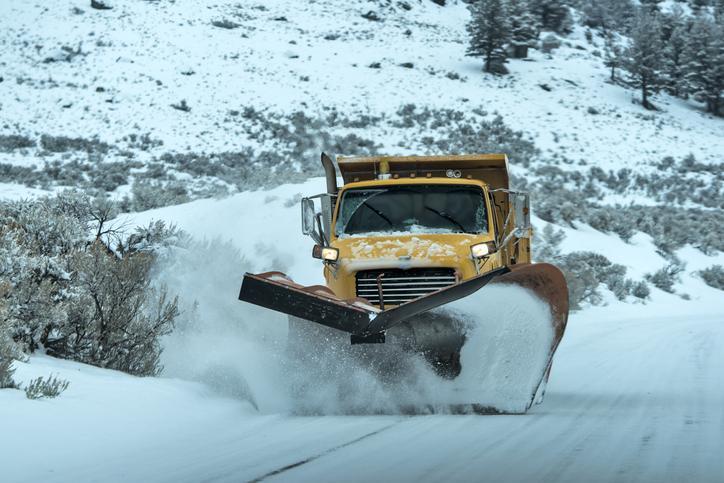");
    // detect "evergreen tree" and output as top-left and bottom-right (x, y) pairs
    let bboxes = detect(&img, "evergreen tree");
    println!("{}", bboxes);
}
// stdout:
(581, 0), (636, 33)
(716, 0), (724, 21)
(661, 8), (690, 98)
(623, 9), (664, 109)
(529, 0), (571, 33)
(581, 0), (606, 29)
(639, 0), (660, 13)
(467, 0), (511, 74)
(509, 0), (538, 58)
(690, 0), (711, 13)
(683, 14), (724, 115)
